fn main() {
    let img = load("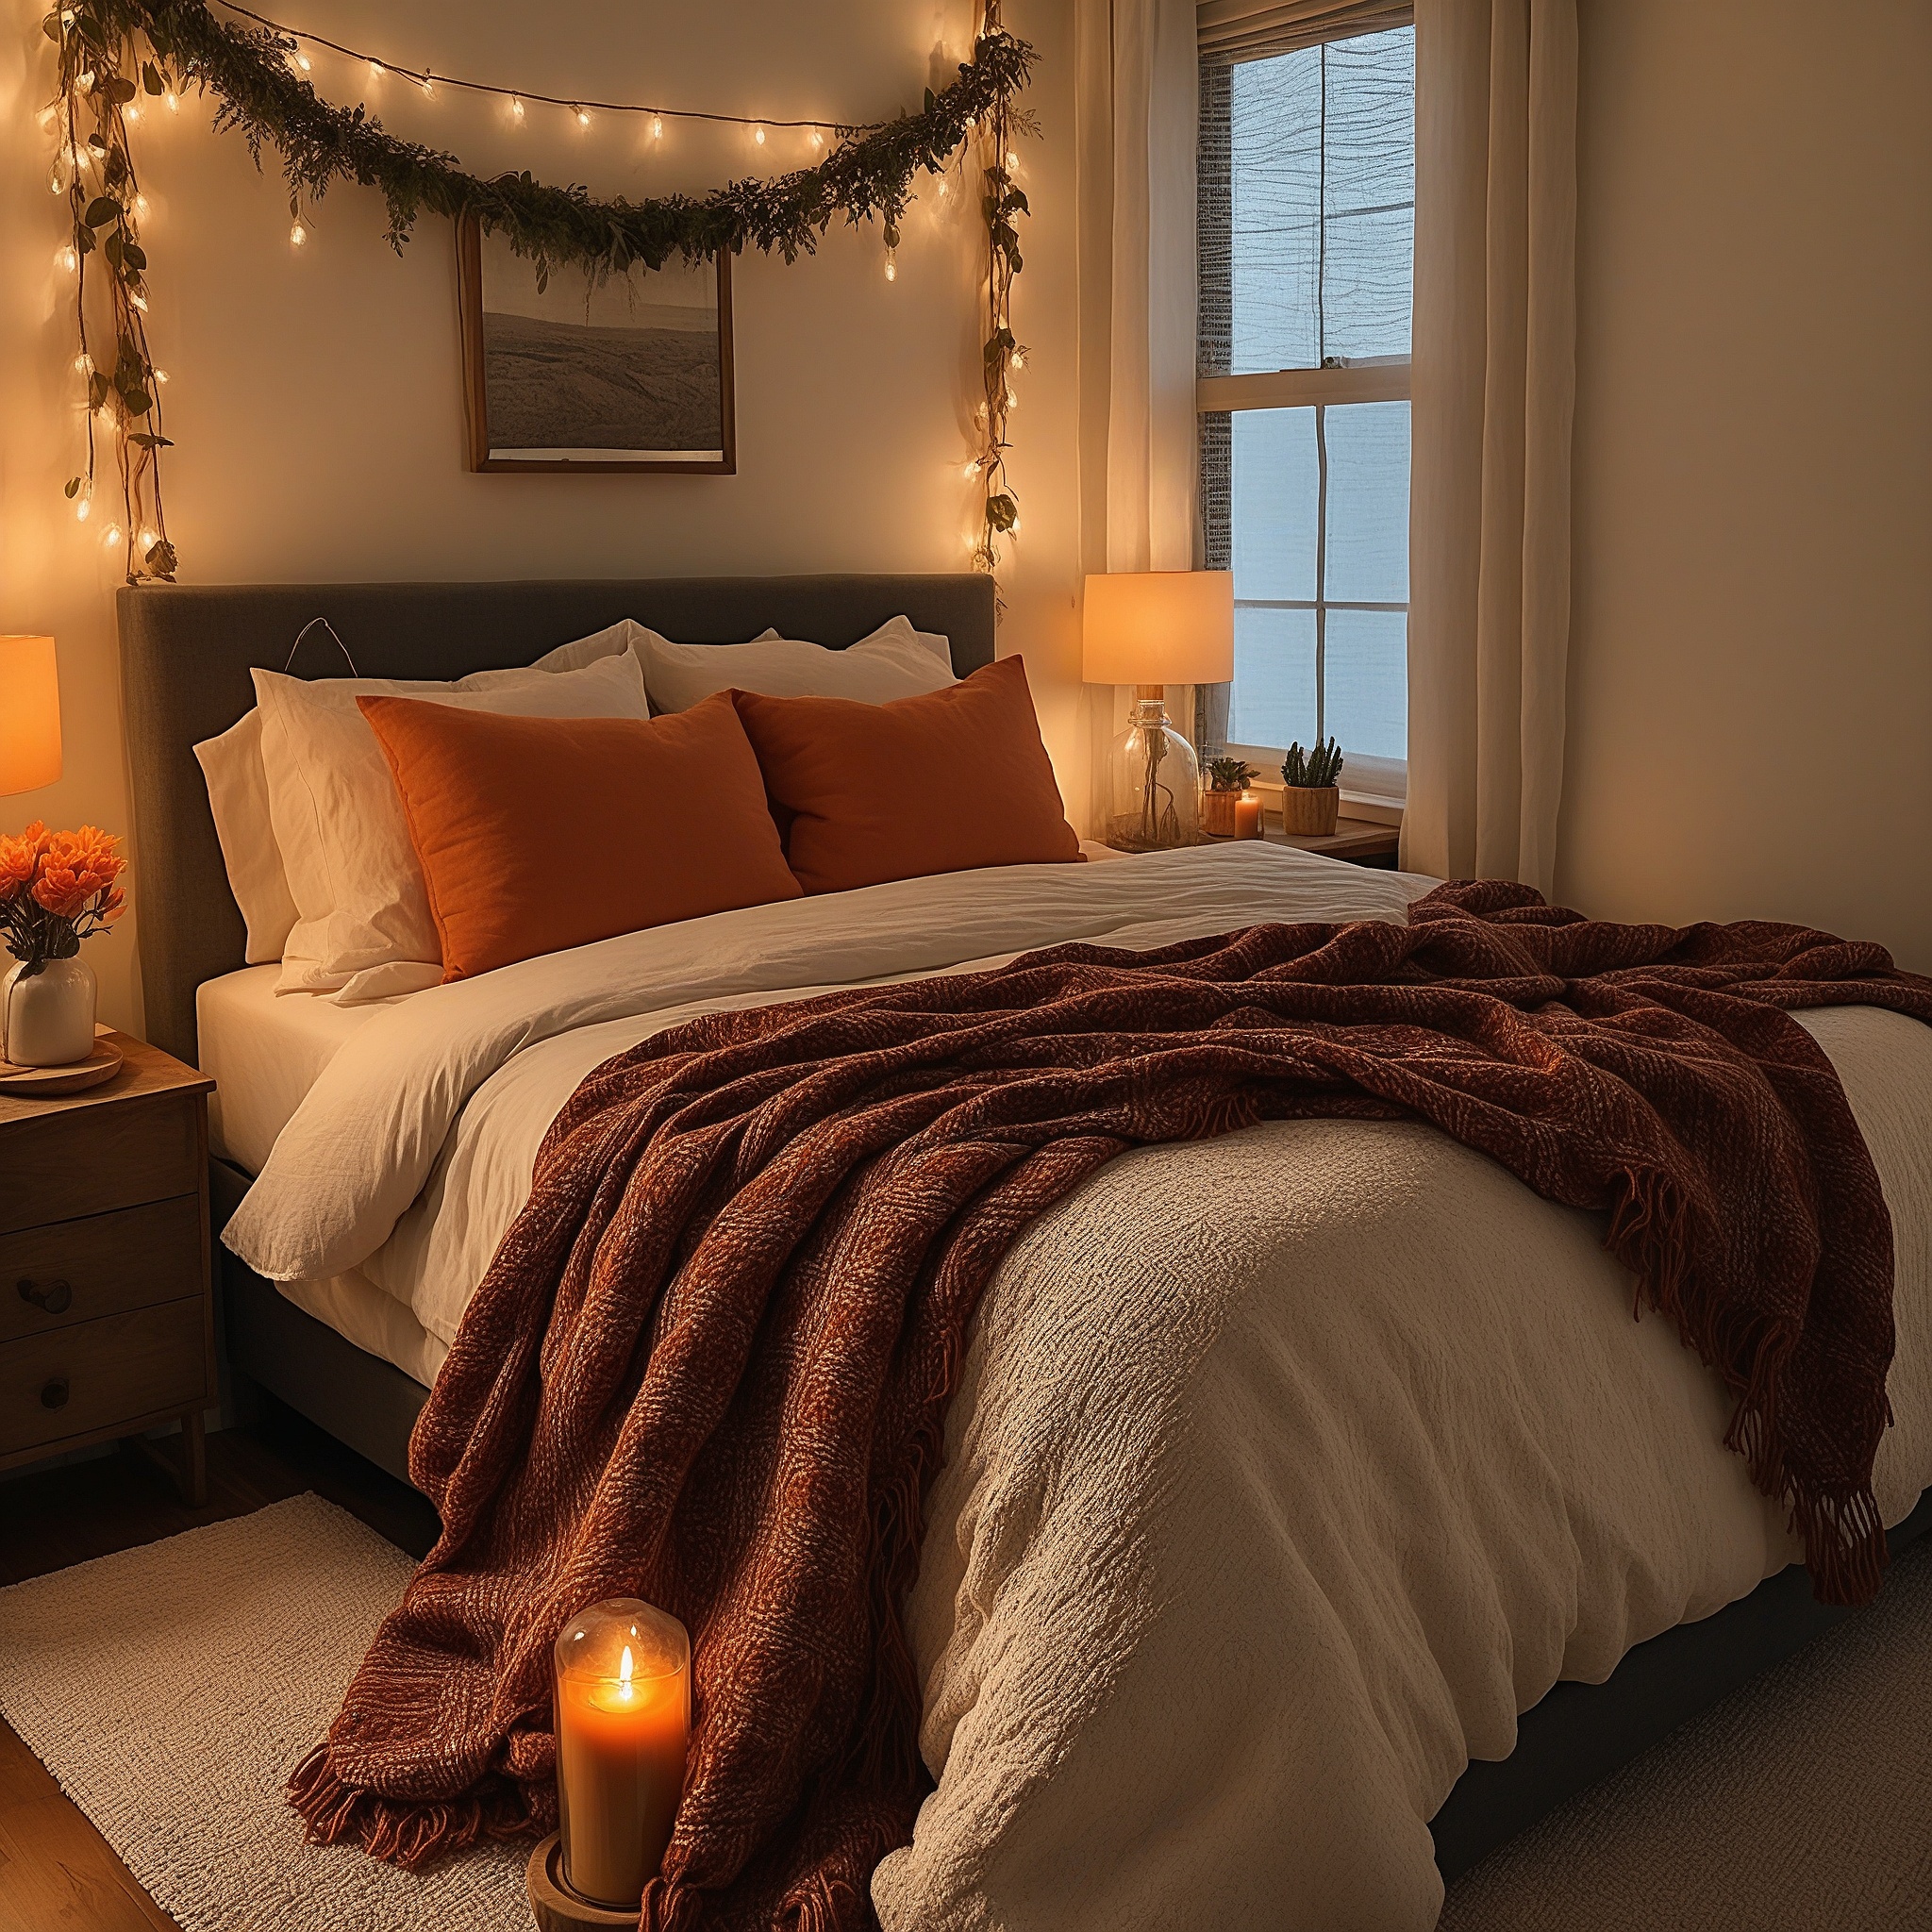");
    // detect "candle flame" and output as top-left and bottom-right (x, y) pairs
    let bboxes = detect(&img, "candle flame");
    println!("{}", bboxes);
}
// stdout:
(618, 1645), (634, 1699)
